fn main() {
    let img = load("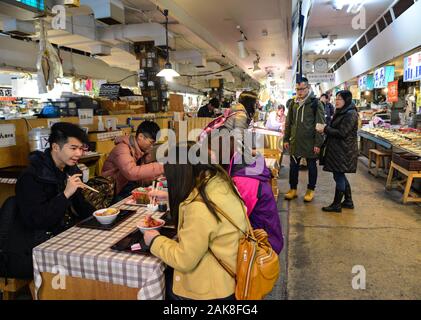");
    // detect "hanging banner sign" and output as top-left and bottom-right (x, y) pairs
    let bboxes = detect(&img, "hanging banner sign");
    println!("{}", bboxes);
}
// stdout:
(374, 66), (395, 89)
(403, 51), (421, 82)
(306, 73), (335, 83)
(387, 81), (399, 102)
(358, 75), (374, 91)
(0, 124), (17, 148)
